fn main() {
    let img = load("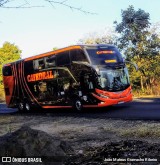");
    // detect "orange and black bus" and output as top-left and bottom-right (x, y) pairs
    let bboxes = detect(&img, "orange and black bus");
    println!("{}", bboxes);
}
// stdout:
(2, 44), (132, 111)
